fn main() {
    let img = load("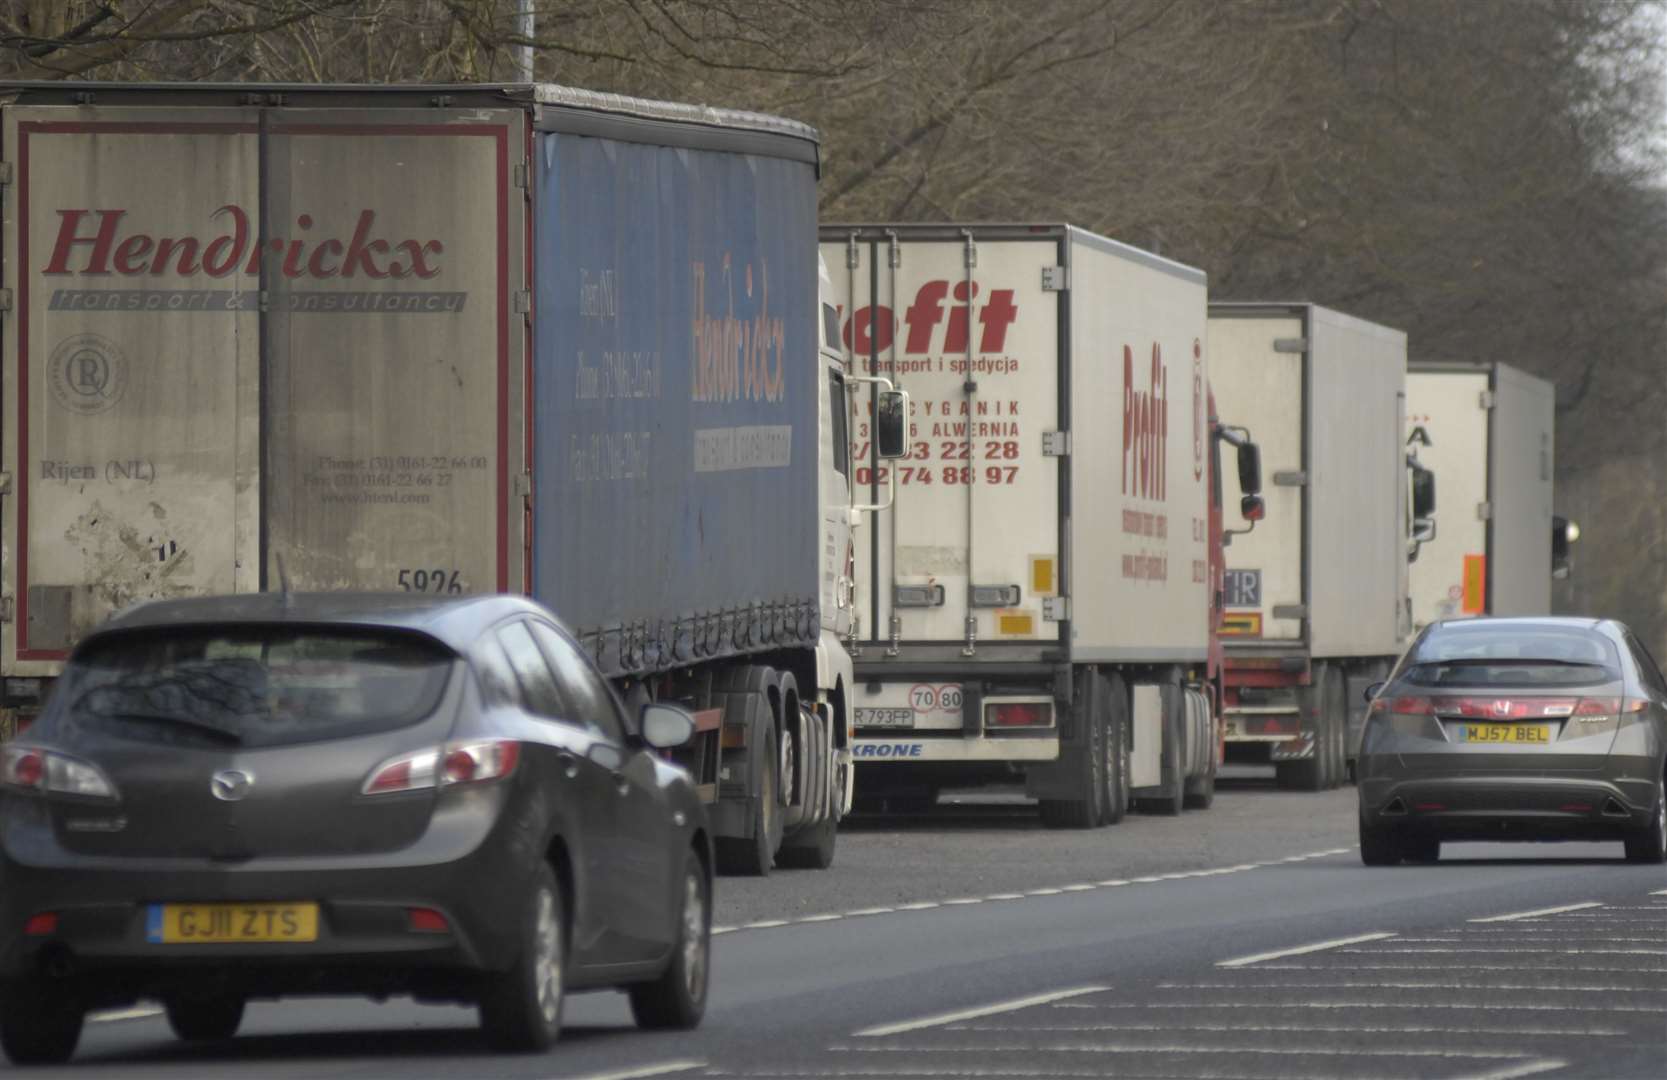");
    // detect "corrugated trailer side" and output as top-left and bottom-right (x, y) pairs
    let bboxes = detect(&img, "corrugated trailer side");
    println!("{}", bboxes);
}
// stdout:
(532, 118), (821, 679)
